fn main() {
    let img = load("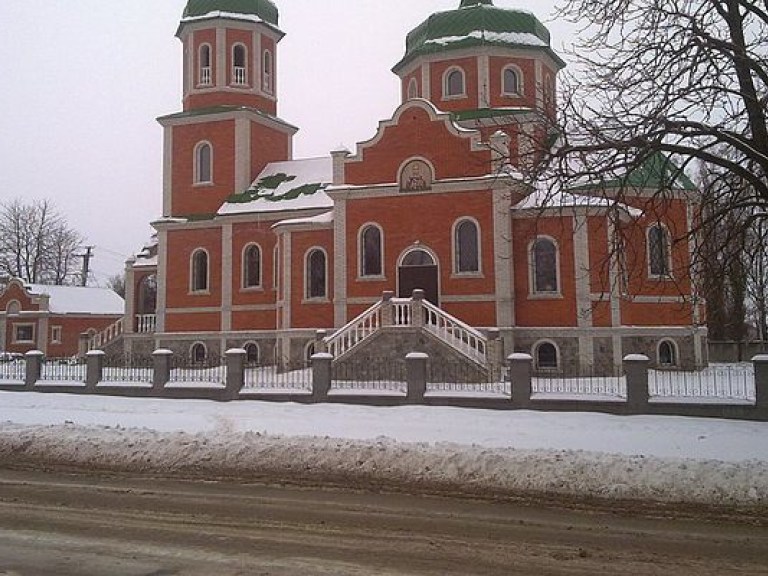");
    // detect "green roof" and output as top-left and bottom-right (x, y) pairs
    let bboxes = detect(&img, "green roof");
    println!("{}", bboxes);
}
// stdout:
(575, 153), (698, 192)
(182, 0), (279, 27)
(393, 0), (565, 73)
